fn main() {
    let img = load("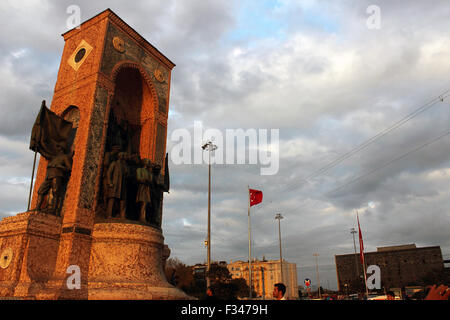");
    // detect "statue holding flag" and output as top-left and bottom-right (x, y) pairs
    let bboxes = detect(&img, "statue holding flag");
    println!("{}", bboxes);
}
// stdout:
(30, 101), (74, 216)
(35, 143), (73, 215)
